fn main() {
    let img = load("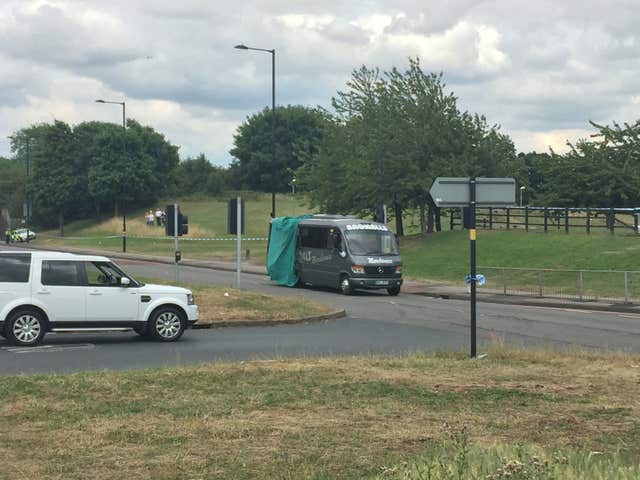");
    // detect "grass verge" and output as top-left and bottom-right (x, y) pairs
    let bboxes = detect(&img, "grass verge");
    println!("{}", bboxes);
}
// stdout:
(0, 346), (638, 479)
(139, 278), (334, 325)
